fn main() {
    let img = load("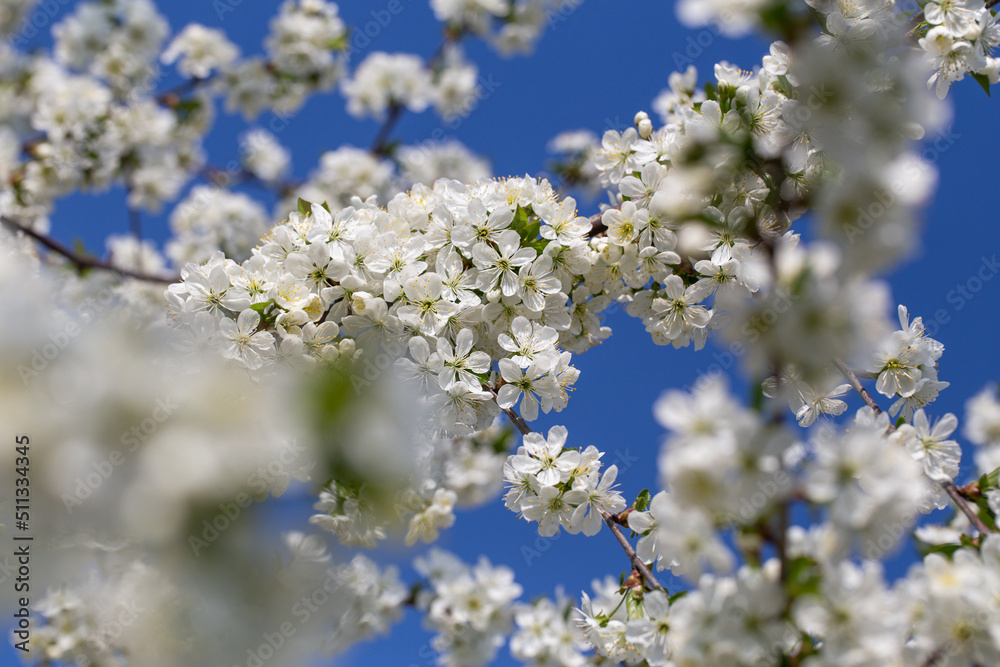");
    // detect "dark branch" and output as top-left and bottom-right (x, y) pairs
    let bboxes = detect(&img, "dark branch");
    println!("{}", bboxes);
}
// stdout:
(1, 215), (179, 284)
